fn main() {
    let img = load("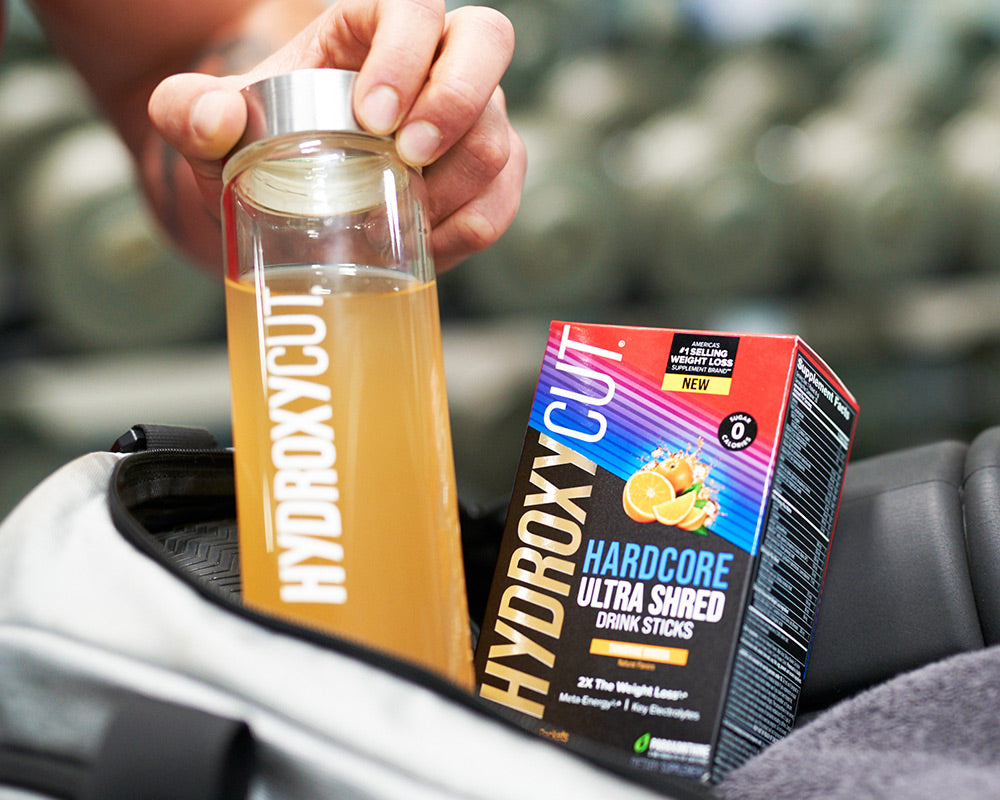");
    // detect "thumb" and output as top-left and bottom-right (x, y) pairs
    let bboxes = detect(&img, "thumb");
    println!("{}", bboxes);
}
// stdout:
(148, 72), (247, 166)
